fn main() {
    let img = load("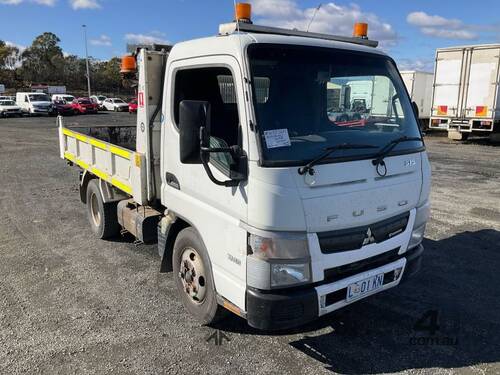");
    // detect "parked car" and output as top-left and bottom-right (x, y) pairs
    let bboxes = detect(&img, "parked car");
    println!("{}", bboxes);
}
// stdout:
(52, 94), (75, 103)
(0, 99), (22, 117)
(52, 100), (74, 116)
(102, 98), (129, 112)
(90, 95), (107, 109)
(71, 98), (98, 114)
(128, 99), (138, 114)
(16, 92), (53, 116)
